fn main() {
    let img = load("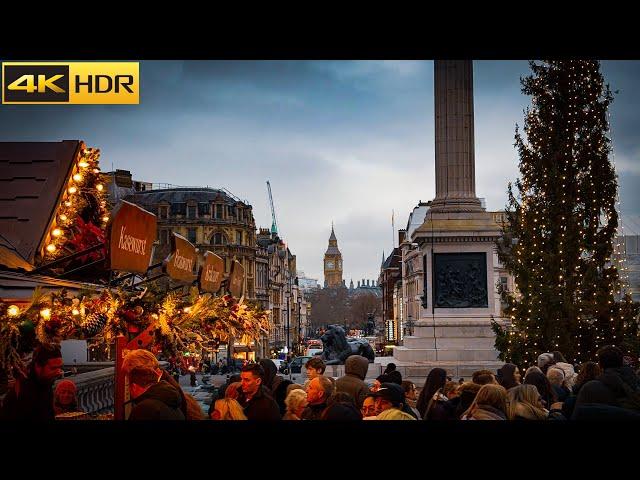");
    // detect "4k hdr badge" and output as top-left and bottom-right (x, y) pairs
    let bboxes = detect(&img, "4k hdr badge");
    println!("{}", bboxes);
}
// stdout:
(2, 62), (139, 104)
